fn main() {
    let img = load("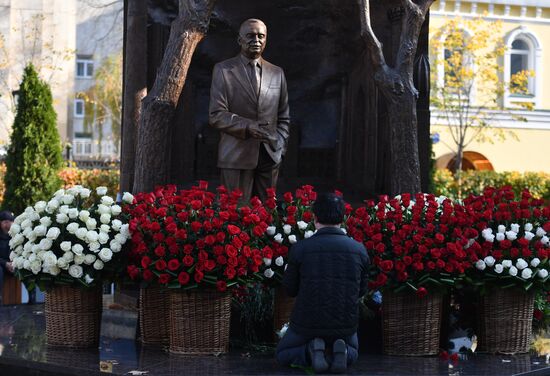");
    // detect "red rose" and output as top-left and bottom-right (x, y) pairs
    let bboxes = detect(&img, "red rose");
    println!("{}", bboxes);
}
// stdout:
(416, 287), (428, 298)
(154, 245), (166, 258)
(449, 353), (459, 362)
(205, 235), (216, 246)
(176, 229), (187, 240)
(253, 225), (265, 237)
(150, 222), (161, 232)
(216, 281), (227, 292)
(227, 224), (241, 235)
(225, 267), (236, 279)
(141, 256), (152, 269)
(217, 255), (227, 265)
(143, 269), (153, 281)
(204, 259), (216, 271)
(225, 245), (238, 258)
(183, 255), (194, 267)
(265, 198), (277, 209)
(183, 244), (193, 254)
(302, 211), (313, 222)
(178, 271), (190, 285)
(168, 259), (180, 271)
(534, 309), (544, 321)
(380, 260), (393, 272)
(283, 192), (293, 203)
(266, 188), (276, 198)
(127, 265), (139, 280)
(155, 260), (167, 271)
(194, 271), (204, 283)
(158, 274), (170, 284)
